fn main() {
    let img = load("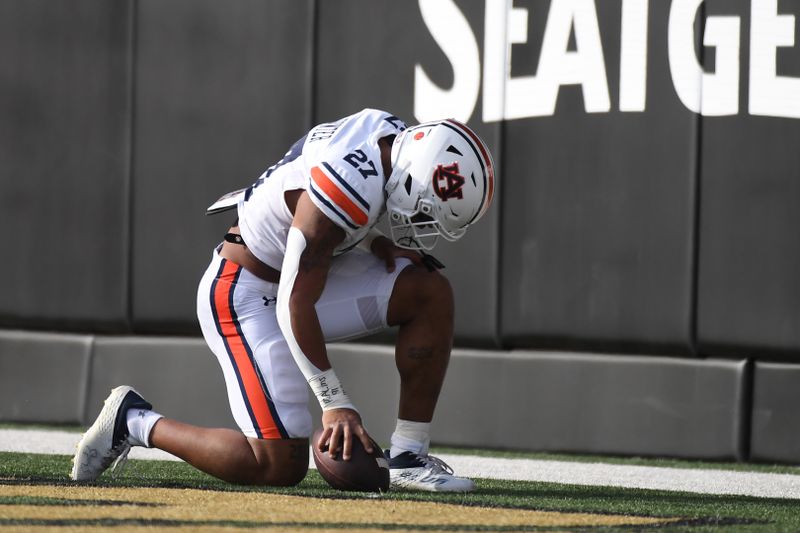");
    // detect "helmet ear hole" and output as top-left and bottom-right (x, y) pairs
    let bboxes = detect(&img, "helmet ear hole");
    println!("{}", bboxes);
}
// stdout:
(404, 175), (413, 195)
